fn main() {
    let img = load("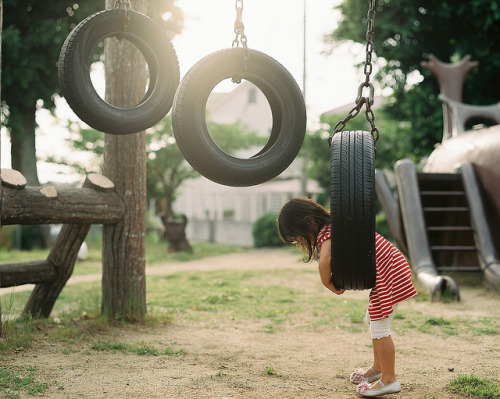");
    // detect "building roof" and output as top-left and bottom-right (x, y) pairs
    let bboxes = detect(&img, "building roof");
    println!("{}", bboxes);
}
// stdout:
(322, 95), (385, 117)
